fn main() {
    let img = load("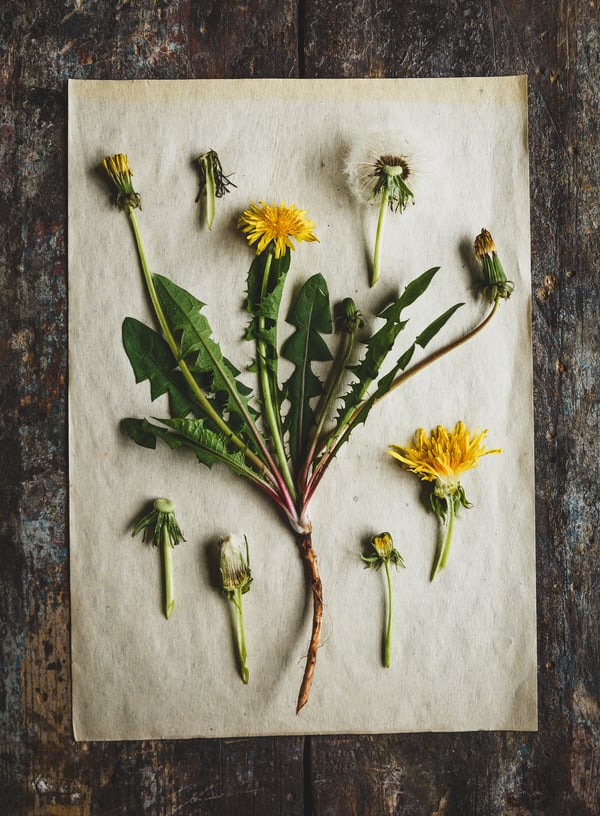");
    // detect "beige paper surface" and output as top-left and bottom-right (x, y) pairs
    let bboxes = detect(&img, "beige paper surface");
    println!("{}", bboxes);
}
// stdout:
(68, 77), (536, 739)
